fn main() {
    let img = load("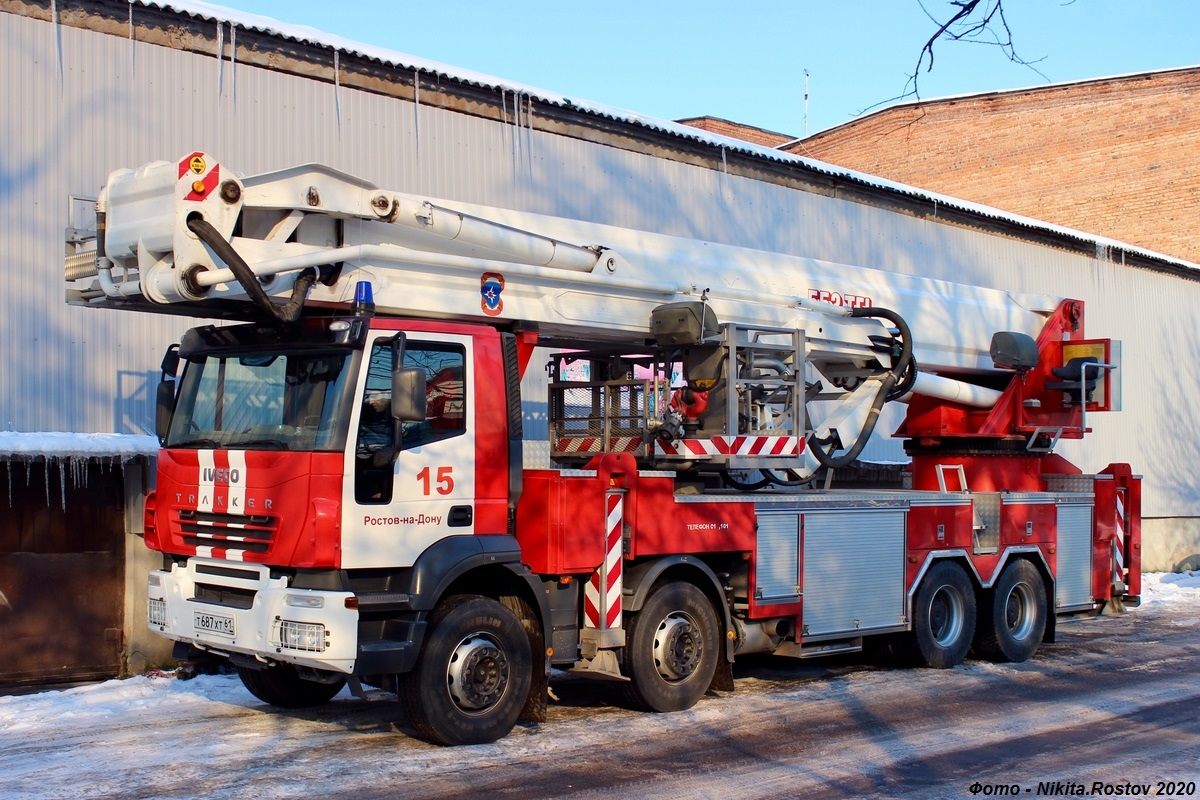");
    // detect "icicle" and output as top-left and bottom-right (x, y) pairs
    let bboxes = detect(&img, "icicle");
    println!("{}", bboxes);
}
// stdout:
(720, 146), (730, 200)
(127, 0), (135, 75)
(523, 94), (532, 177)
(413, 69), (421, 162)
(51, 0), (63, 91)
(43, 457), (51, 508)
(334, 49), (342, 134)
(512, 92), (522, 172)
(216, 21), (224, 101)
(6, 461), (12, 509)
(499, 89), (508, 172)
(70, 454), (84, 490)
(230, 25), (237, 107)
(59, 457), (67, 512)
